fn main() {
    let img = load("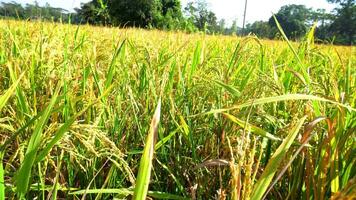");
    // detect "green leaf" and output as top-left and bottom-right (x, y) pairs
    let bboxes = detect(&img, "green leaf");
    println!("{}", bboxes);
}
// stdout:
(189, 42), (202, 83)
(70, 188), (188, 199)
(0, 72), (25, 113)
(251, 116), (307, 200)
(15, 84), (61, 198)
(133, 99), (161, 200)
(36, 105), (90, 162)
(214, 80), (241, 97)
(36, 86), (114, 162)
(223, 113), (281, 141)
(70, 188), (132, 196)
(8, 65), (29, 117)
(272, 15), (310, 86)
(0, 152), (4, 200)
(200, 94), (356, 116)
(104, 40), (126, 90)
(155, 129), (178, 150)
